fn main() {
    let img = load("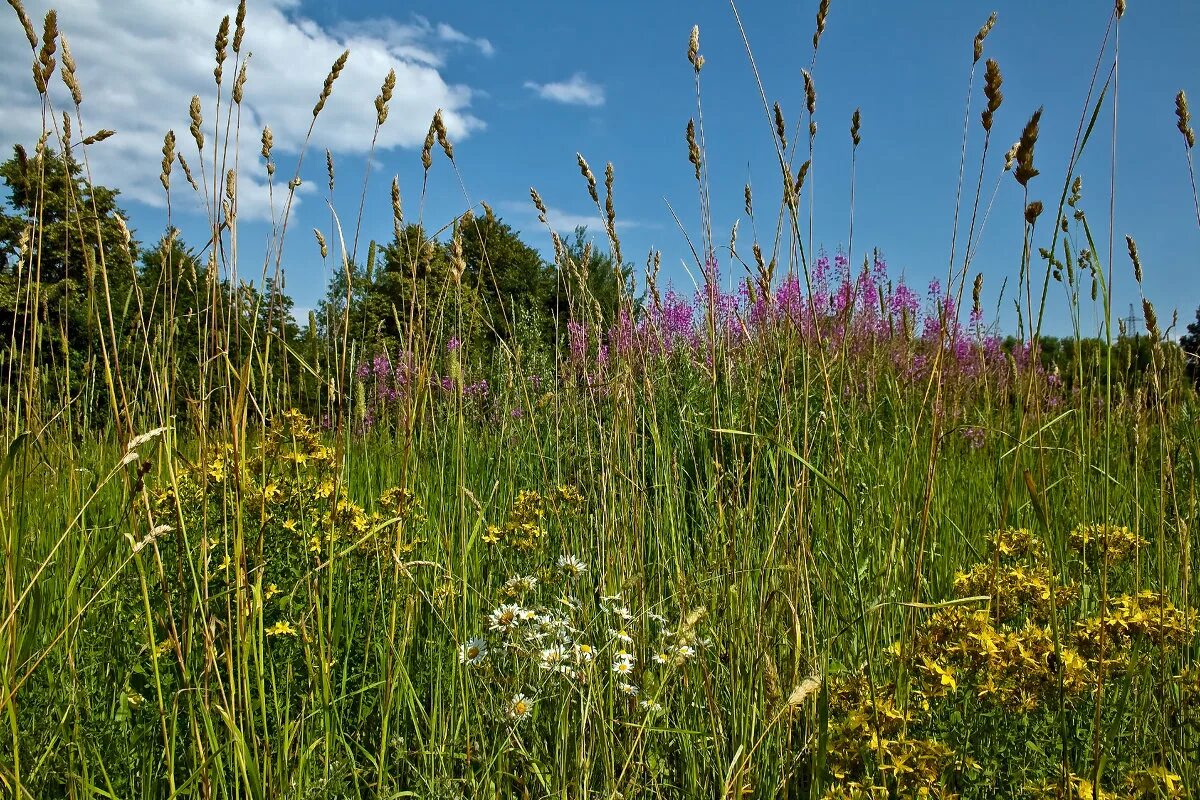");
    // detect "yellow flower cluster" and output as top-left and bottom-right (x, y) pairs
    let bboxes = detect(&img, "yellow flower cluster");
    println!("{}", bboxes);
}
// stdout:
(988, 527), (1046, 562)
(953, 564), (1077, 622)
(1068, 523), (1147, 564)
(1073, 591), (1197, 658)
(483, 485), (585, 550)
